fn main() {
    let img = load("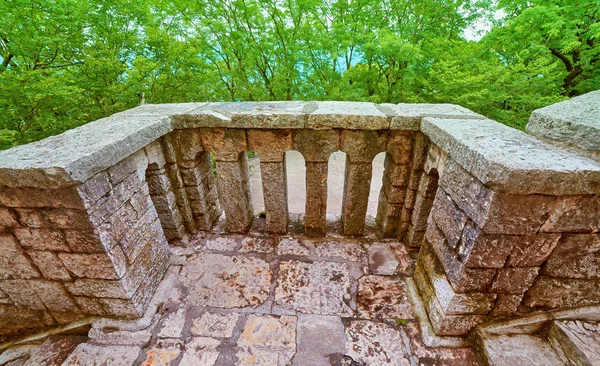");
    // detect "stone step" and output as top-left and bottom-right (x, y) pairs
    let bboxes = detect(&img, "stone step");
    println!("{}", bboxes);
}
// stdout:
(22, 335), (86, 366)
(548, 320), (600, 366)
(477, 334), (566, 366)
